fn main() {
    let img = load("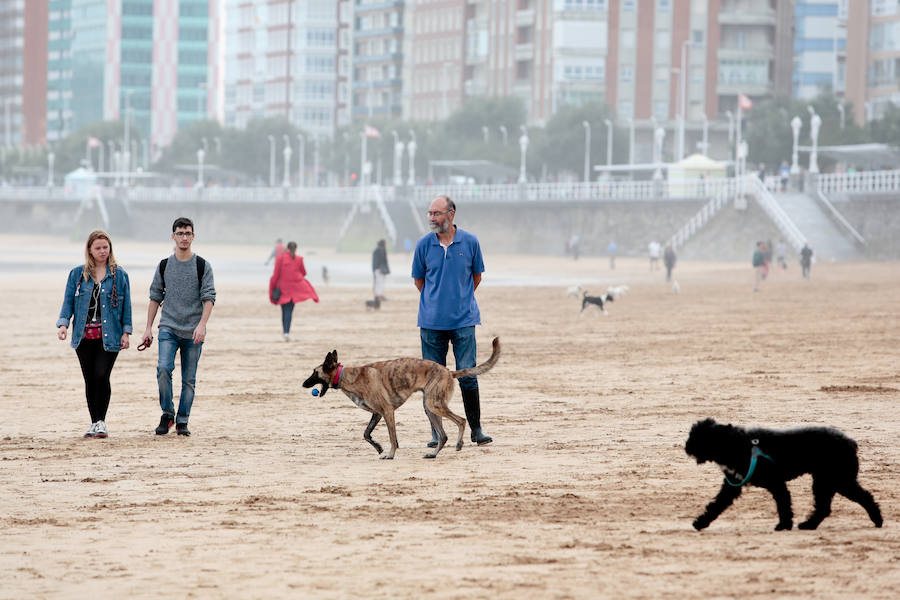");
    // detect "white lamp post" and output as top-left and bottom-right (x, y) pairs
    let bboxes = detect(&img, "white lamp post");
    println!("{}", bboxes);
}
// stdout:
(47, 150), (55, 188)
(518, 125), (528, 184)
(196, 147), (205, 188)
(627, 118), (635, 168)
(604, 118), (613, 167)
(268, 134), (276, 187)
(700, 113), (709, 155)
(581, 120), (591, 182)
(482, 125), (489, 144)
(107, 141), (116, 185)
(142, 139), (149, 170)
(837, 103), (845, 130)
(726, 110), (734, 145)
(790, 116), (802, 175)
(809, 112), (821, 174)
(677, 40), (692, 161)
(499, 125), (508, 145)
(407, 129), (416, 186)
(297, 133), (305, 187)
(653, 127), (665, 180)
(282, 134), (292, 187)
(391, 130), (403, 187)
